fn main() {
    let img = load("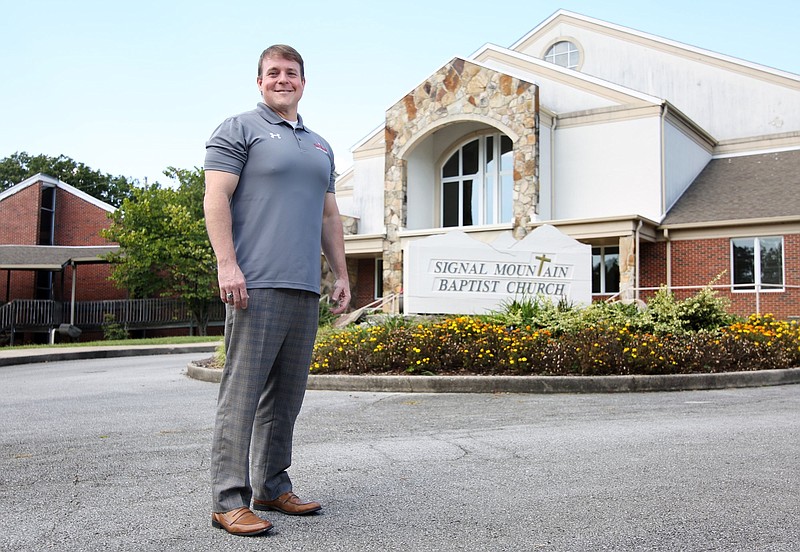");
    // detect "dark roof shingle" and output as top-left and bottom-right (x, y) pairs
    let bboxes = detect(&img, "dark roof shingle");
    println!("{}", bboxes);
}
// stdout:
(662, 149), (800, 226)
(0, 245), (119, 270)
